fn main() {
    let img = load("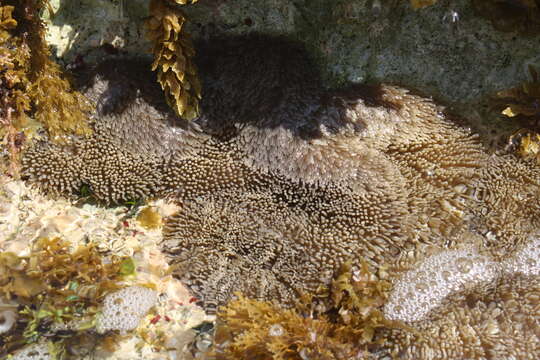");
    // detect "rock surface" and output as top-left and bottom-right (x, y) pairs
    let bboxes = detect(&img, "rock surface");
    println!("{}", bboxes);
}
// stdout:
(44, 0), (540, 146)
